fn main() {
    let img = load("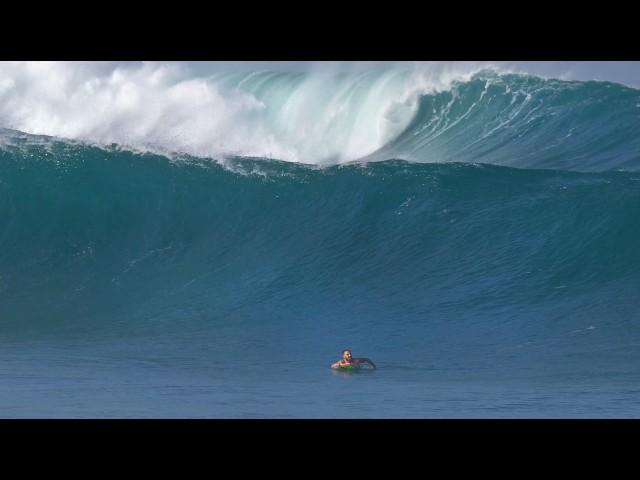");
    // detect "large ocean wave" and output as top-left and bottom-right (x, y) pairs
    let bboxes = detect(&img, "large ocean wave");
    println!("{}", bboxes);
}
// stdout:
(1, 67), (639, 371)
(1, 144), (639, 356)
